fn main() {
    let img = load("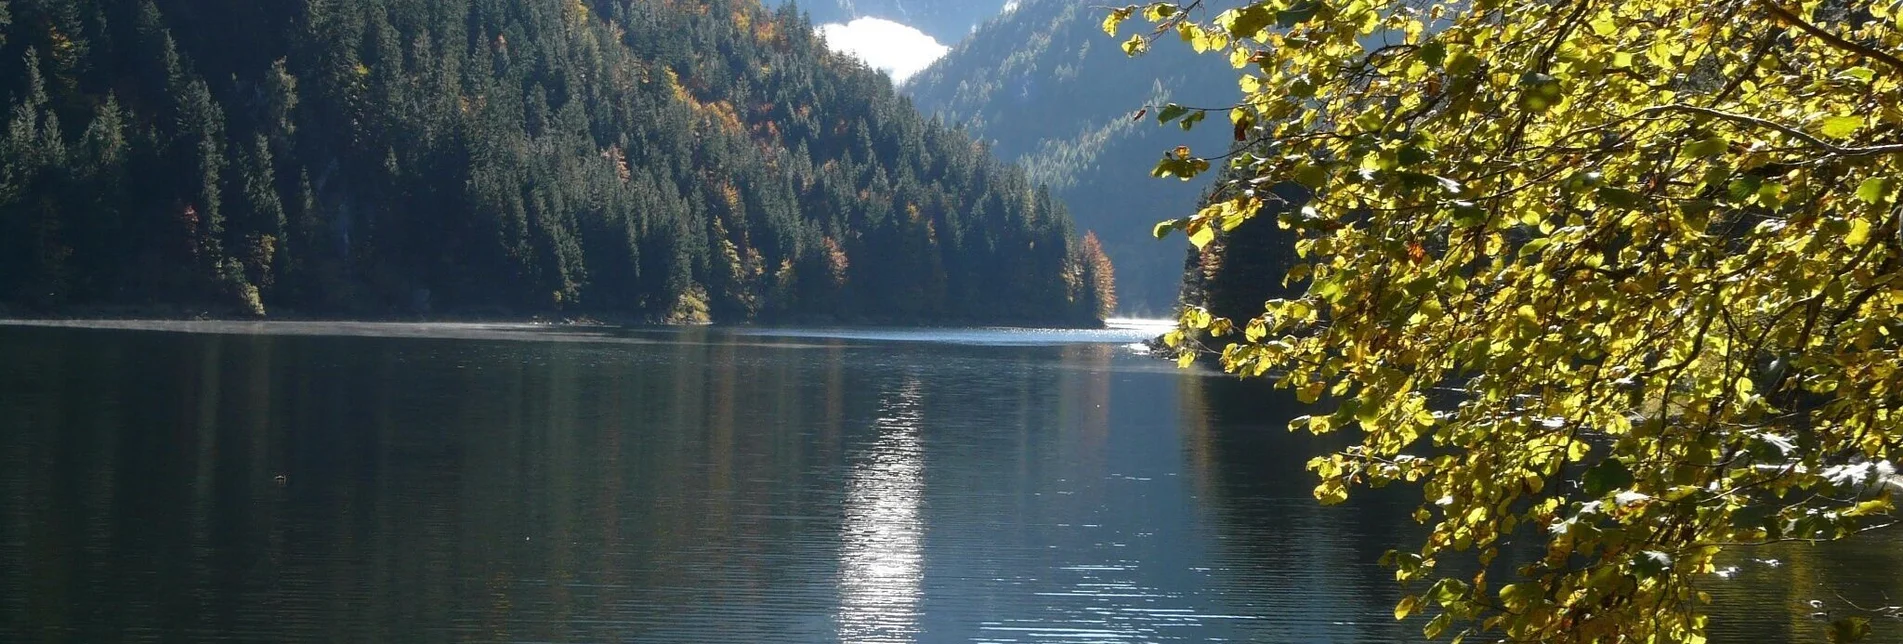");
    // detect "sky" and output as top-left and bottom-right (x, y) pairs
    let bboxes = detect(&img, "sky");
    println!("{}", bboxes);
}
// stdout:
(816, 17), (950, 84)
